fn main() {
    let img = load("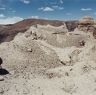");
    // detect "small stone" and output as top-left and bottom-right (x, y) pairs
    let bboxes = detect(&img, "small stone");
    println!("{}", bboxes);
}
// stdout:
(70, 68), (73, 71)
(42, 93), (44, 95)
(65, 72), (69, 76)
(9, 71), (14, 75)
(0, 76), (4, 81)
(0, 88), (4, 94)
(27, 48), (32, 52)
(25, 31), (32, 38)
